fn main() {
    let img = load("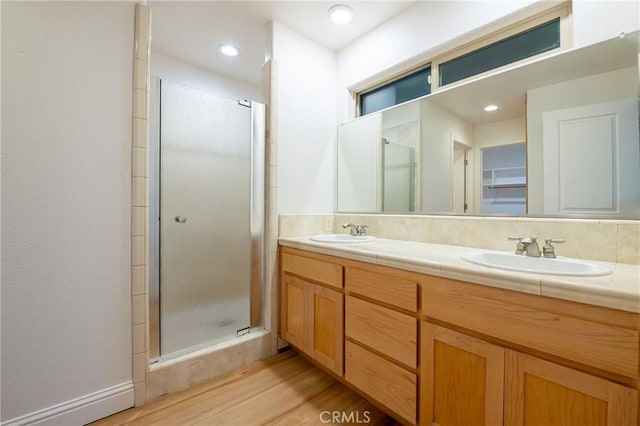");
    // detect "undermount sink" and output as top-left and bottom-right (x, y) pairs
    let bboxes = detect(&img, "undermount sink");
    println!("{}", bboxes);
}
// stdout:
(310, 234), (376, 243)
(461, 251), (612, 276)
